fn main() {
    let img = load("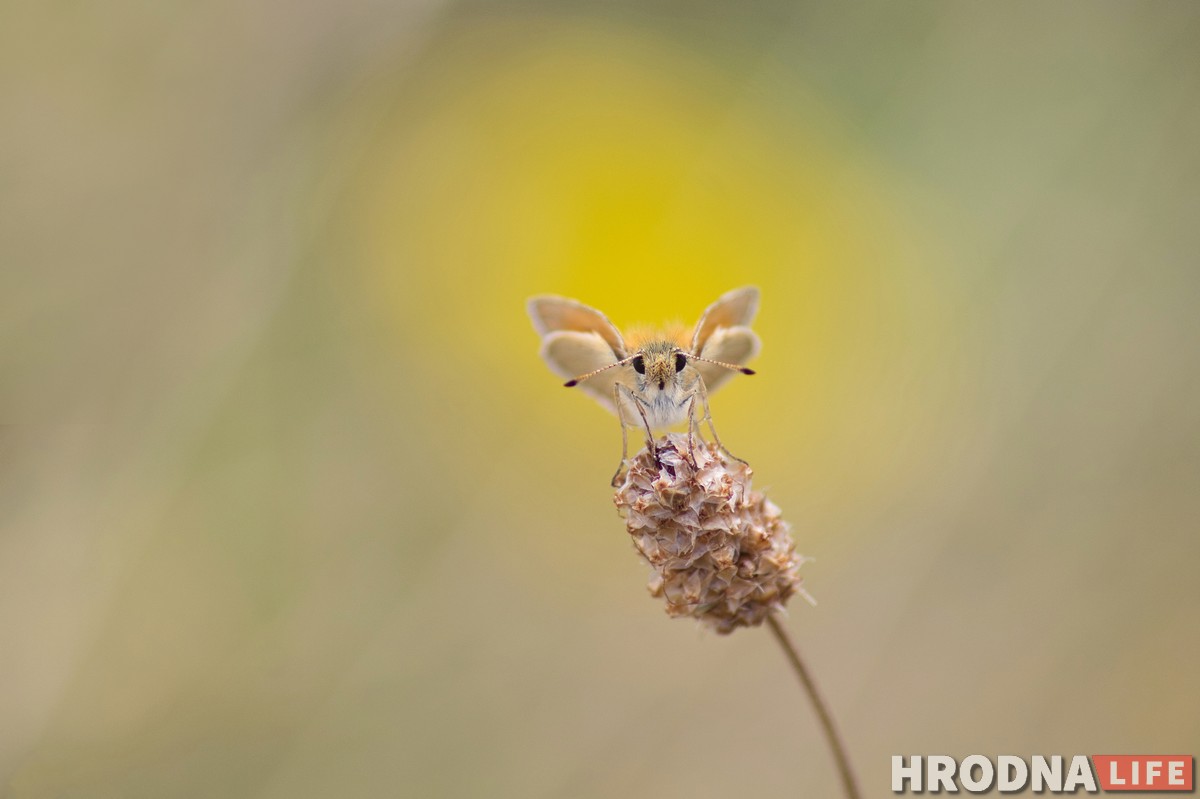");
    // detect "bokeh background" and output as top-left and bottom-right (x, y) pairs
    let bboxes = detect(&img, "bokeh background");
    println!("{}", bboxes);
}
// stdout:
(3, 2), (1199, 796)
